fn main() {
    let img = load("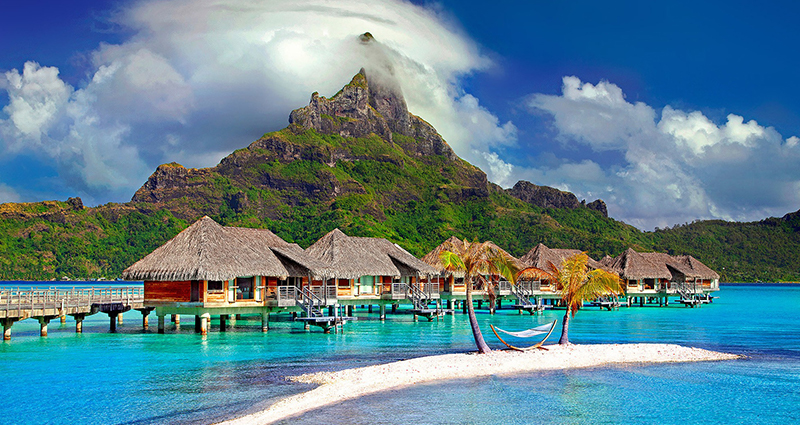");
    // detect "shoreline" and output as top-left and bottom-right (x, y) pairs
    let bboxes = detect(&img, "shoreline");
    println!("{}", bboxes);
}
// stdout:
(220, 343), (743, 425)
